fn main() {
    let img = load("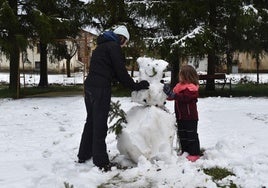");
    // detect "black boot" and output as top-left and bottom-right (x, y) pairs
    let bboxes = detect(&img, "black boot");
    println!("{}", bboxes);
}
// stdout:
(76, 157), (91, 163)
(98, 162), (118, 172)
